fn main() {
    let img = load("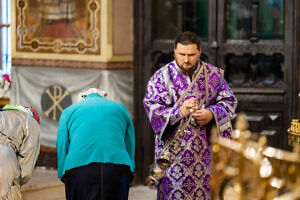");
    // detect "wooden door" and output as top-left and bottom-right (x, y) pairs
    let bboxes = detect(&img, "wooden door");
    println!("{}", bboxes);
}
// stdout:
(216, 0), (293, 149)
